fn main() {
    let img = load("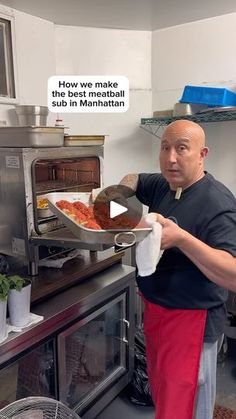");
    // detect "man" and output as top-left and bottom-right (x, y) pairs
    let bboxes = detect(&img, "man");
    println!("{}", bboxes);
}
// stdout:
(120, 120), (236, 419)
